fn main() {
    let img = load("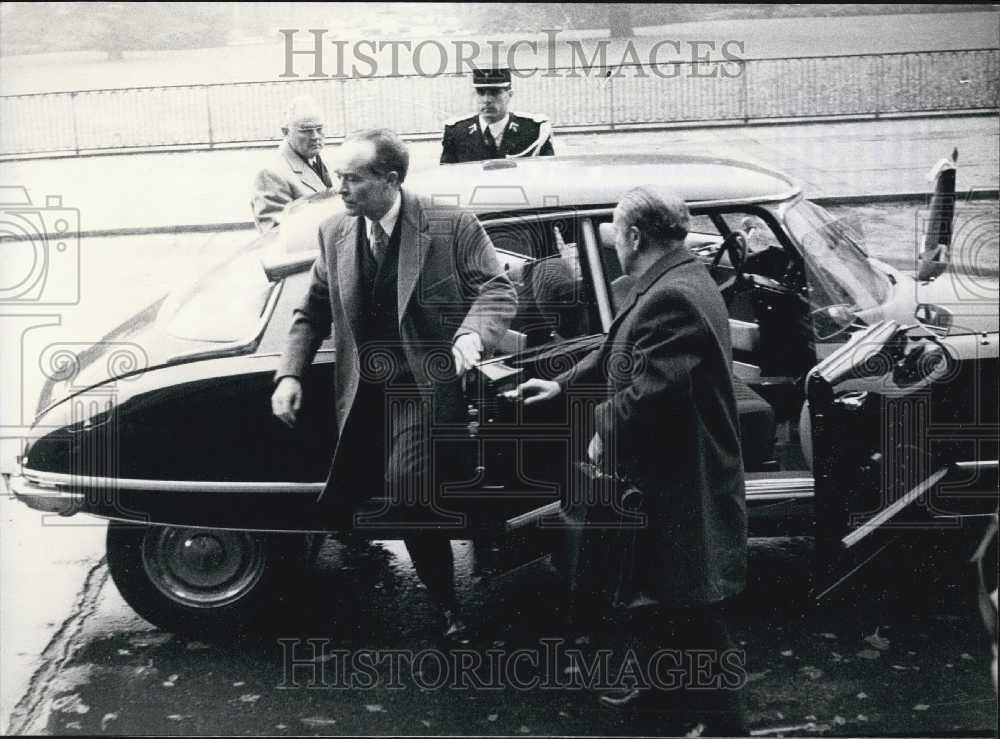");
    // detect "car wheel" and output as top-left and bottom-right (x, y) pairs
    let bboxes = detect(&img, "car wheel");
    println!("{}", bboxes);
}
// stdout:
(106, 522), (307, 636)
